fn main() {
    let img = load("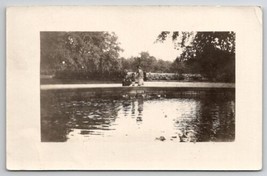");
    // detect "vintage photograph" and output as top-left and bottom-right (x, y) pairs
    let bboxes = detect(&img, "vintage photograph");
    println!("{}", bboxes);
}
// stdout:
(40, 31), (235, 143)
(7, 6), (262, 170)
